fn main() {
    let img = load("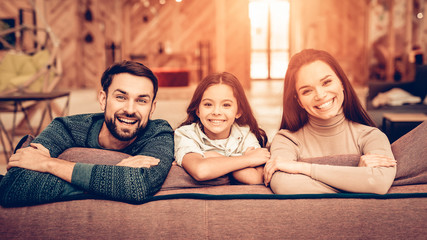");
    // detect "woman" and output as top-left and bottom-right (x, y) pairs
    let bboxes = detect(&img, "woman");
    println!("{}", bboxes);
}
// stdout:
(264, 49), (396, 194)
